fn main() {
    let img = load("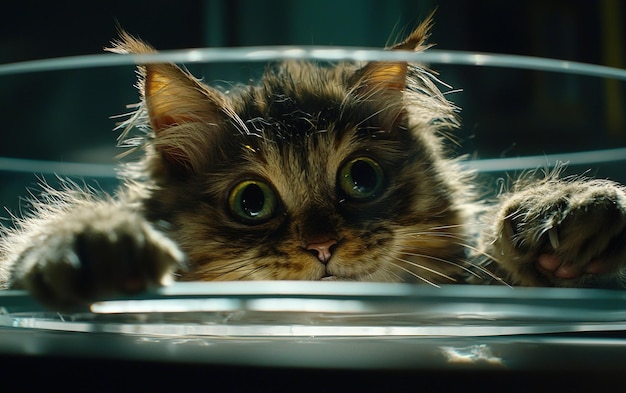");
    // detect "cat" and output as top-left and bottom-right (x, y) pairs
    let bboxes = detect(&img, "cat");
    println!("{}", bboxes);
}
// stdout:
(1, 15), (625, 310)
